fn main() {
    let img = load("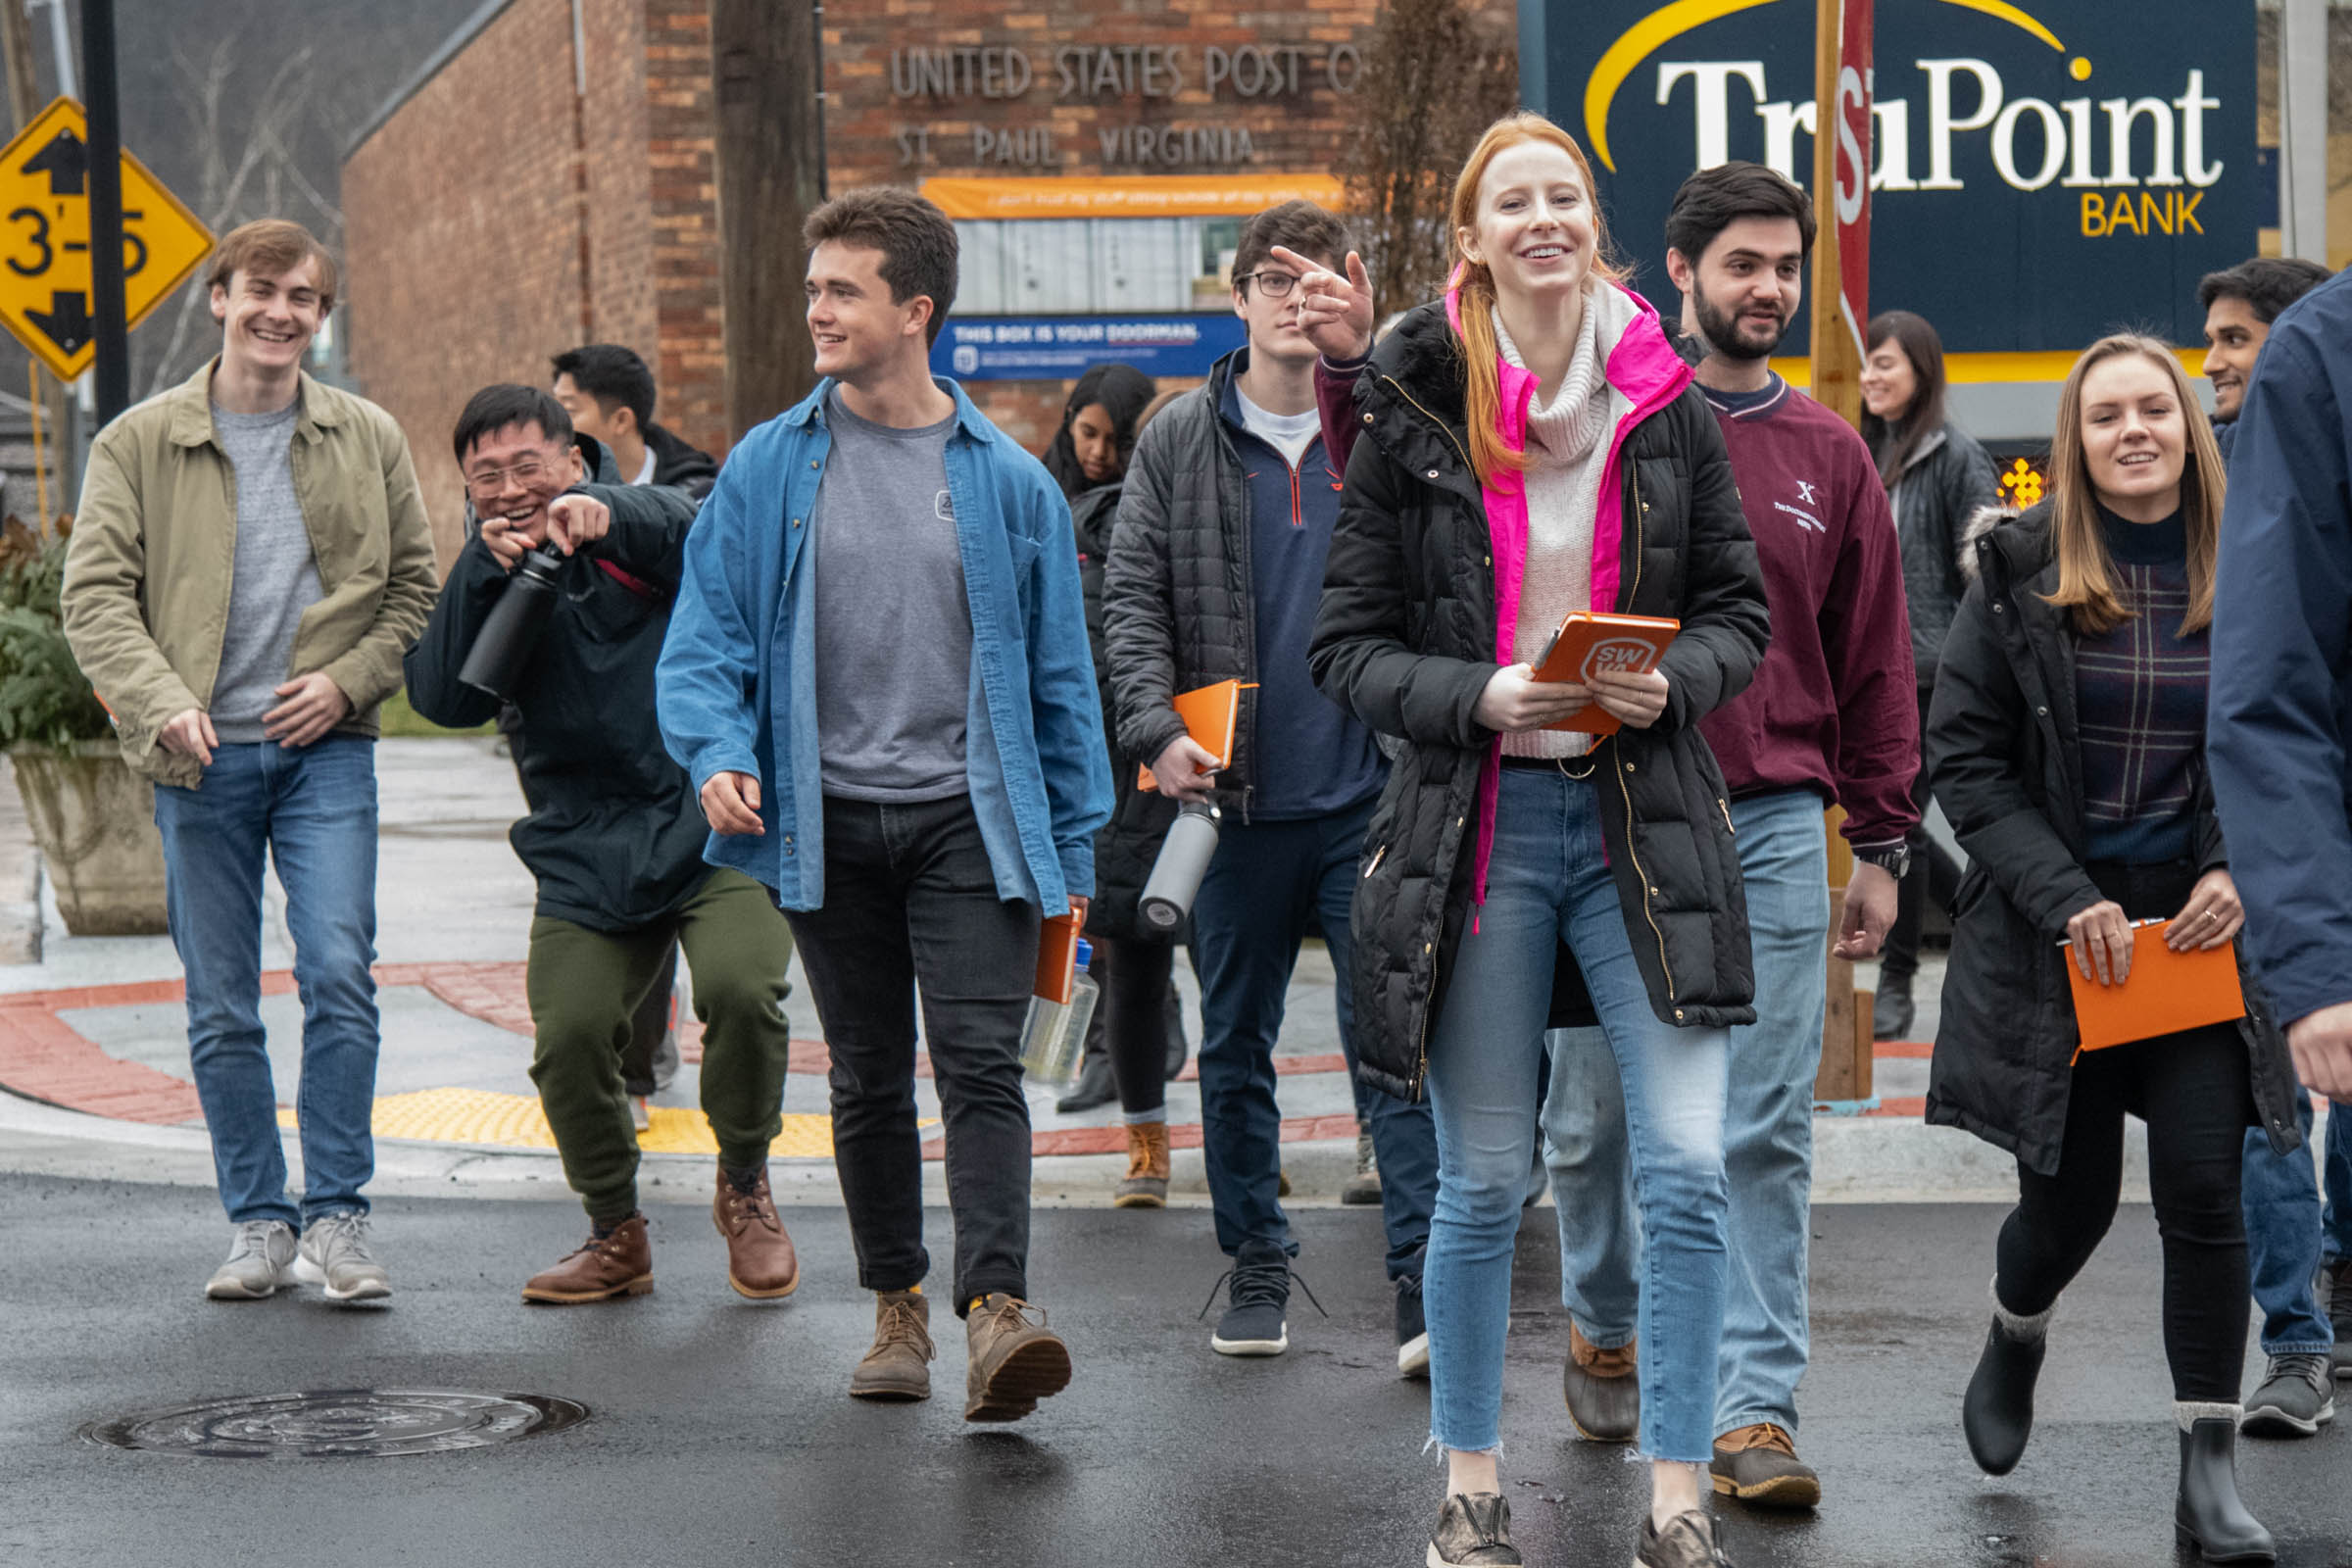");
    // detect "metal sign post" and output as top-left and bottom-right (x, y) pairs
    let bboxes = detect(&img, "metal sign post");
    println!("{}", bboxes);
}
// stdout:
(80, 0), (126, 423)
